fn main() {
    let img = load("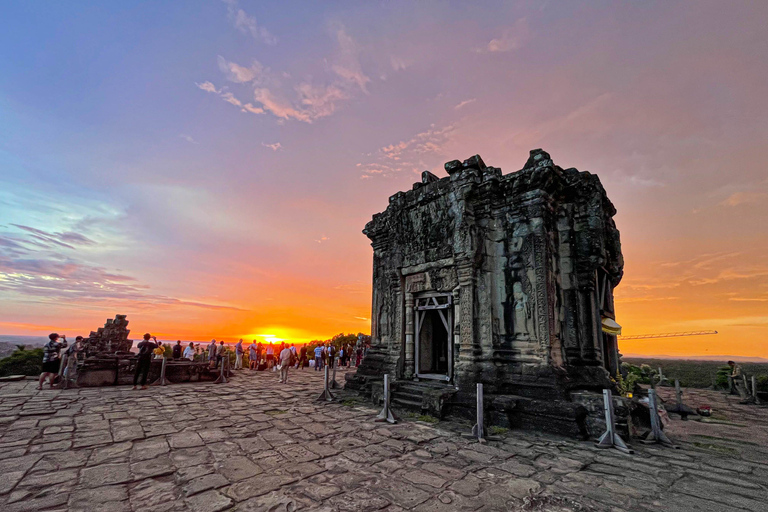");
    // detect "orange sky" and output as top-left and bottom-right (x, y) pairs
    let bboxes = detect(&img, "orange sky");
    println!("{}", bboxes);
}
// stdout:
(0, 1), (766, 358)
